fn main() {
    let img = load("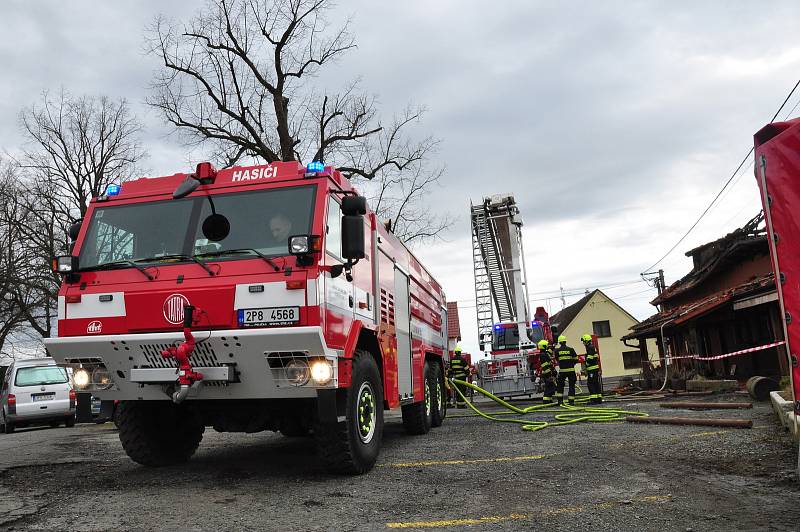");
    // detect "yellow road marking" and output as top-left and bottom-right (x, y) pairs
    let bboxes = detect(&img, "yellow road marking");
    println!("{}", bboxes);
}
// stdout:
(690, 430), (728, 438)
(380, 455), (546, 468)
(385, 495), (672, 528)
(386, 513), (528, 529)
